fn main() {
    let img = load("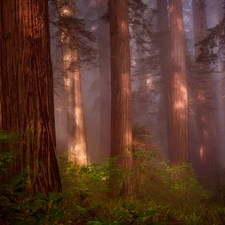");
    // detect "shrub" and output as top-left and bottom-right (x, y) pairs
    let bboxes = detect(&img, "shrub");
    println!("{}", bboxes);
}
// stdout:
(0, 171), (65, 224)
